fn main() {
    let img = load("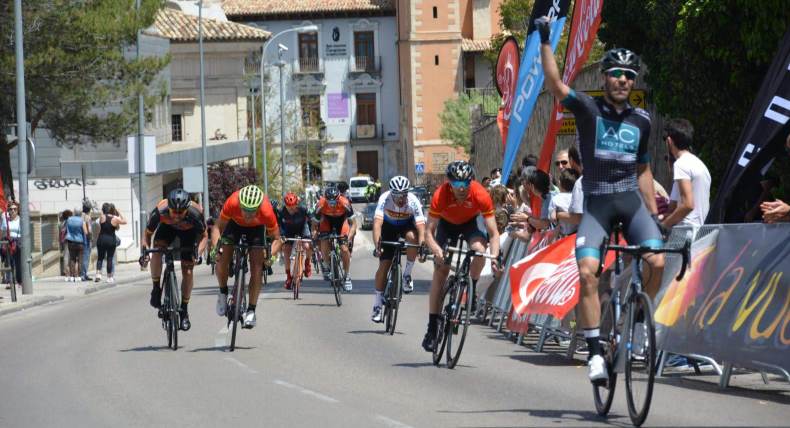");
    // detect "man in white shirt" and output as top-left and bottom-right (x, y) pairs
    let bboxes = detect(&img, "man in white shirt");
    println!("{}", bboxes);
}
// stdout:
(661, 119), (711, 228)
(557, 144), (583, 226)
